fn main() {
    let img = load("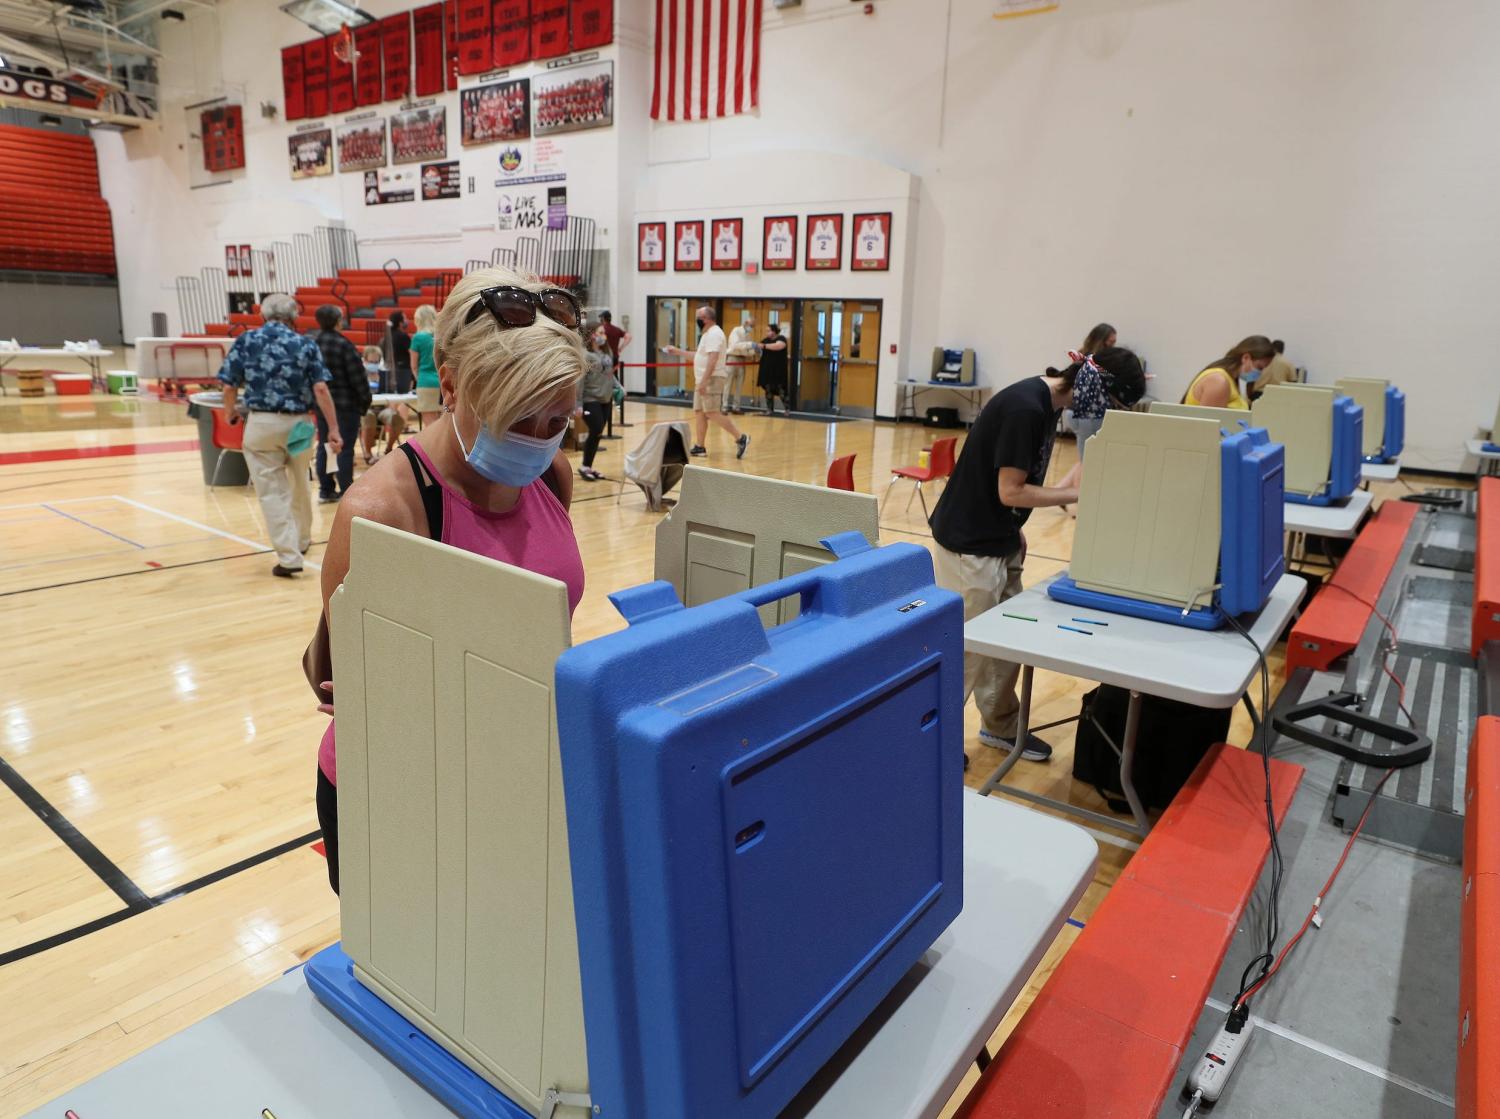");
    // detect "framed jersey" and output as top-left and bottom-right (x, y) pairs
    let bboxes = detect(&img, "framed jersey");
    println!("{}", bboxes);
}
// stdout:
(710, 218), (743, 271)
(762, 215), (797, 271)
(806, 213), (843, 271)
(851, 212), (891, 271)
(638, 221), (666, 271)
(674, 220), (704, 272)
